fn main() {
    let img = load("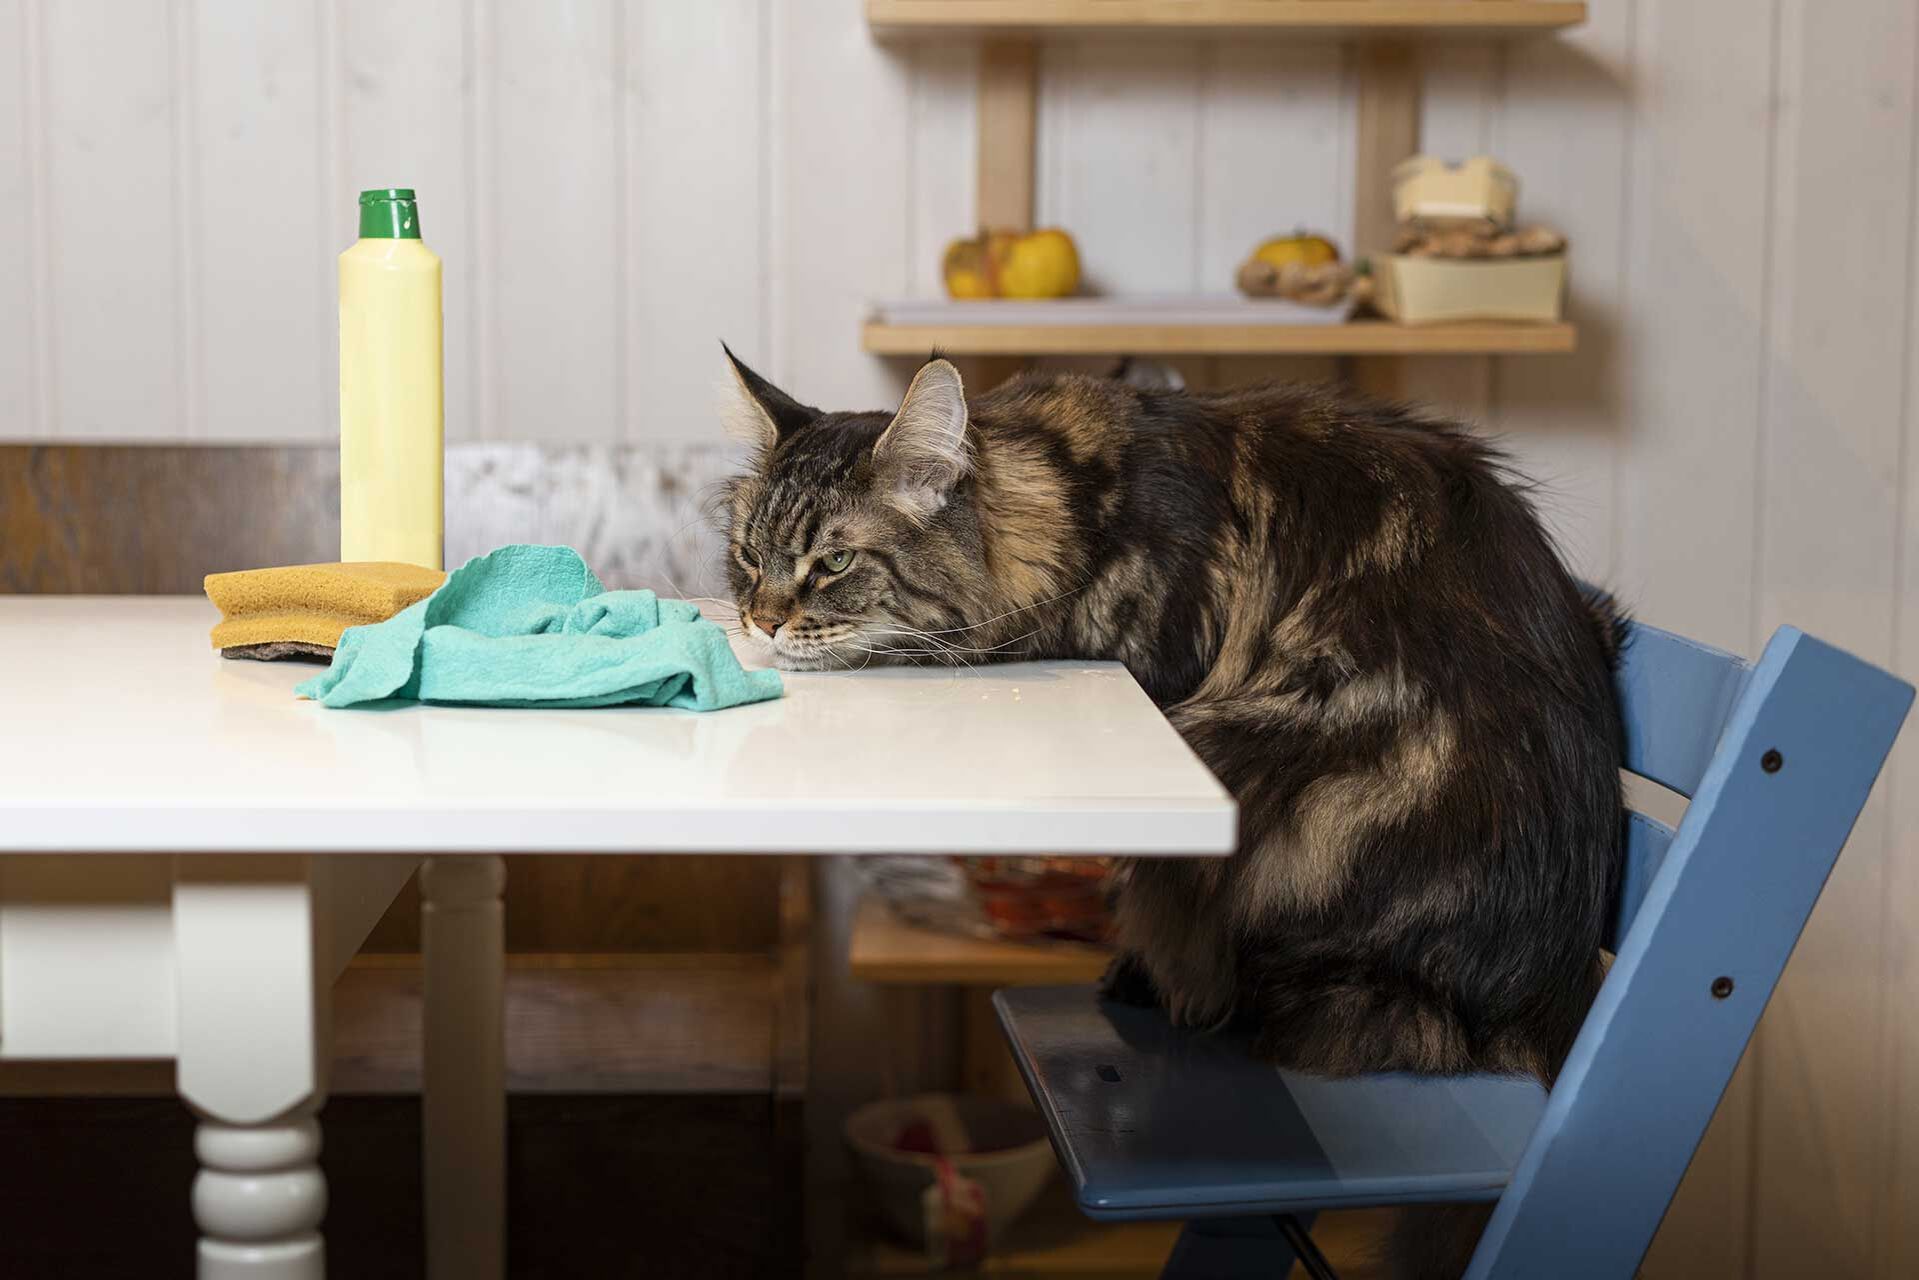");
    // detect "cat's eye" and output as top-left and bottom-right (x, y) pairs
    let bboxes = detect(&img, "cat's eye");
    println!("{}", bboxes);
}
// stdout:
(734, 545), (759, 572)
(820, 549), (855, 574)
